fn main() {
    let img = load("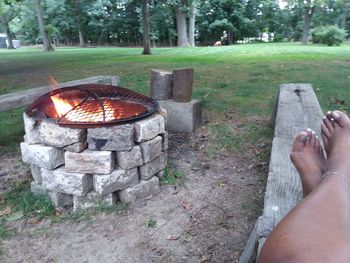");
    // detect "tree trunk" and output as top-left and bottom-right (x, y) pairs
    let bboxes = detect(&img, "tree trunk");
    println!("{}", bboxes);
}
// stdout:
(141, 0), (151, 55)
(35, 0), (54, 51)
(2, 18), (14, 49)
(188, 4), (196, 47)
(301, 3), (315, 45)
(74, 0), (85, 47)
(175, 1), (189, 47)
(340, 2), (349, 29)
